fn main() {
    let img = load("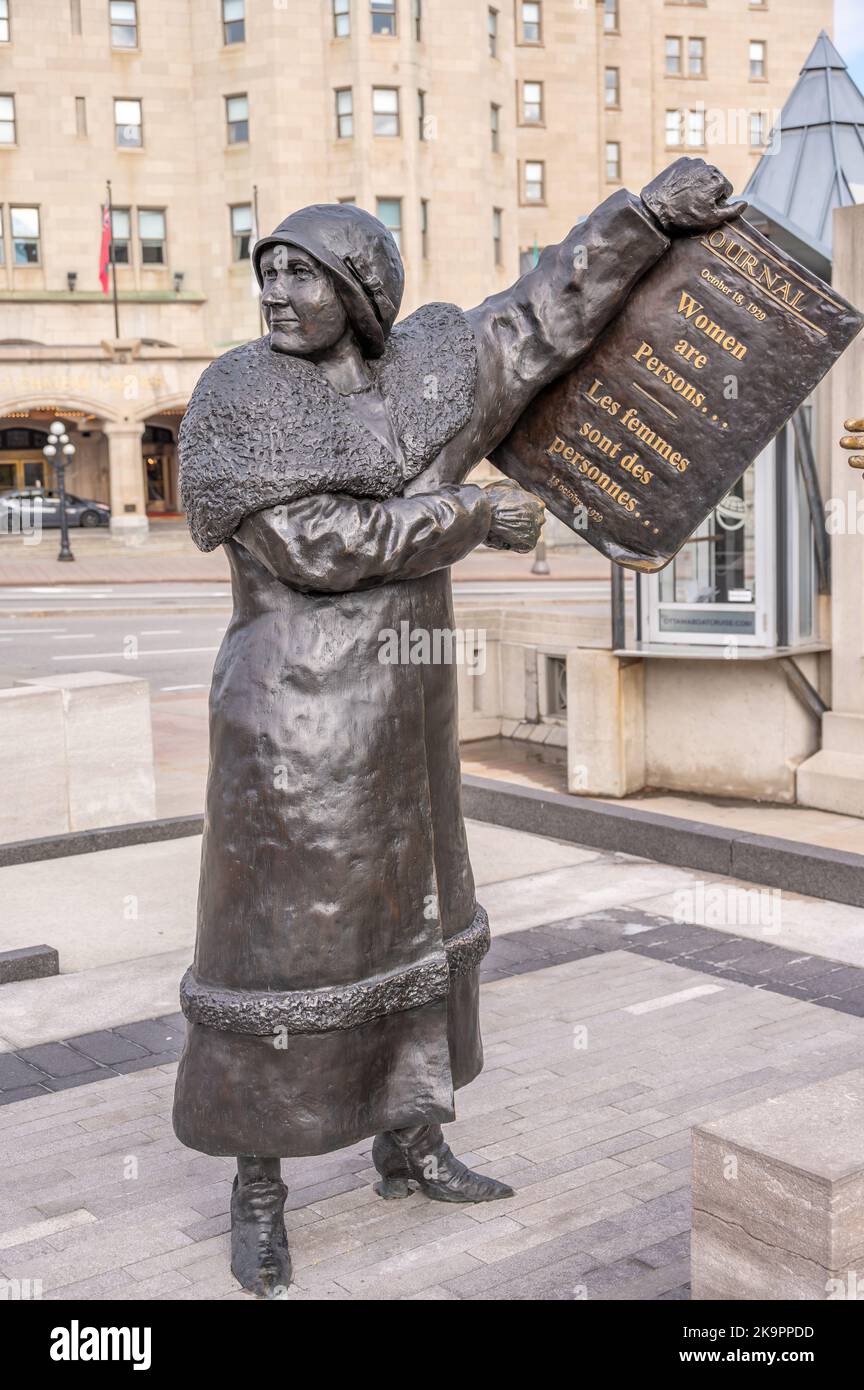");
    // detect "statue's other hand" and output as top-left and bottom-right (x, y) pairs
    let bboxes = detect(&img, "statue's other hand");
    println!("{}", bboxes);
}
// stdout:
(483, 481), (545, 553)
(641, 157), (745, 236)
